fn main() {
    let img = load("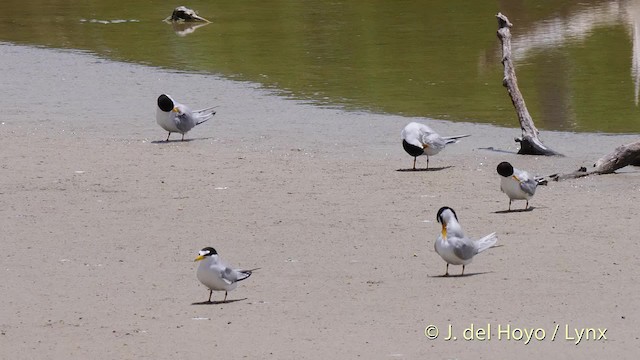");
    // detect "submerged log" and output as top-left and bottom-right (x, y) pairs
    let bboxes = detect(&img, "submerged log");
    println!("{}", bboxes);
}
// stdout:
(496, 13), (562, 156)
(551, 140), (640, 181)
(165, 6), (210, 23)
